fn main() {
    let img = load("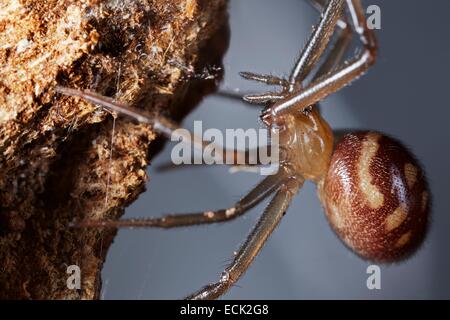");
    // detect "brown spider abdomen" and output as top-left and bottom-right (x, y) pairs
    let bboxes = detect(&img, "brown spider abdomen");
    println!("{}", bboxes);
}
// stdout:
(319, 131), (429, 262)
